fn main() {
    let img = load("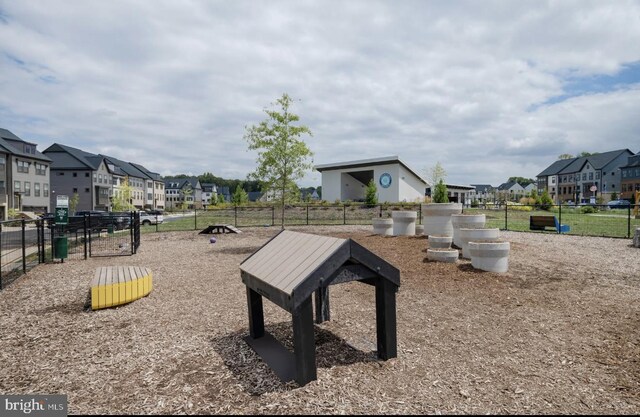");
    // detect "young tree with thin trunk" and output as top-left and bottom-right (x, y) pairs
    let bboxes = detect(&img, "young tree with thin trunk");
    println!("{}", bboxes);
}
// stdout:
(244, 93), (313, 228)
